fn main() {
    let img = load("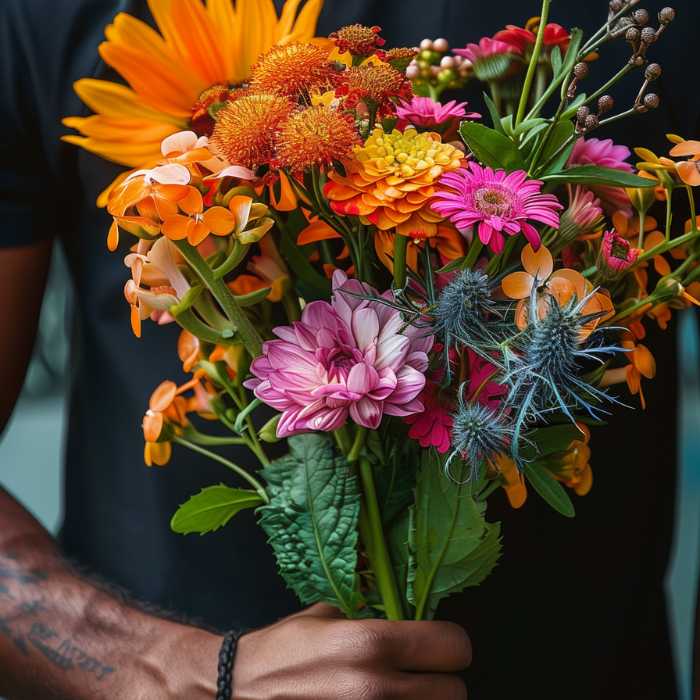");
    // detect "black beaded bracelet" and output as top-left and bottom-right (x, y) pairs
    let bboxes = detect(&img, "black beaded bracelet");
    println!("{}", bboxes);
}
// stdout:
(216, 630), (240, 700)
